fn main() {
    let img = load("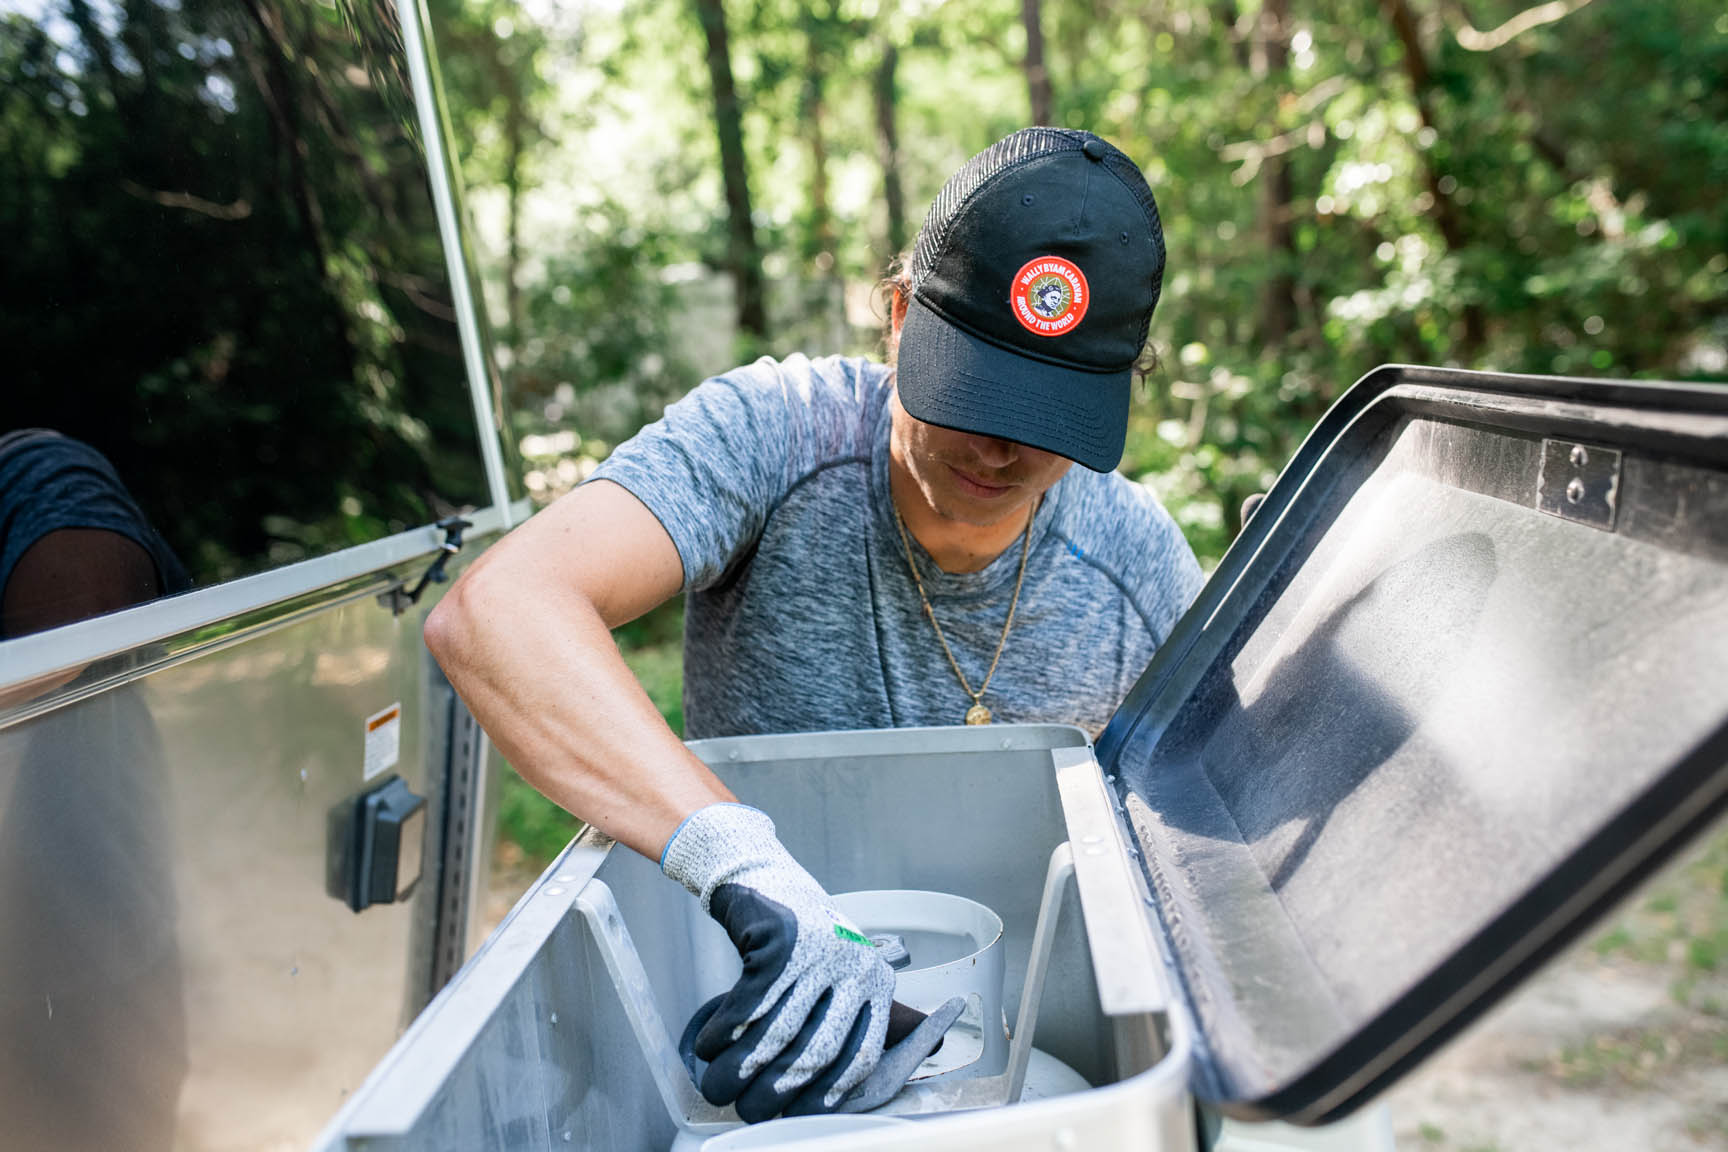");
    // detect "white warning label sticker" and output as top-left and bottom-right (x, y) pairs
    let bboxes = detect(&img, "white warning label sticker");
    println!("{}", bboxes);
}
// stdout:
(364, 703), (402, 780)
